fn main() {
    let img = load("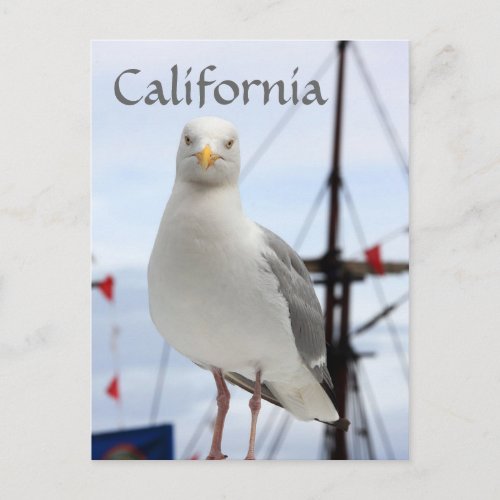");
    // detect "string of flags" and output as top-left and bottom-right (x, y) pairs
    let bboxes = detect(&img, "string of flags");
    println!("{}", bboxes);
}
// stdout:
(92, 274), (122, 409)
